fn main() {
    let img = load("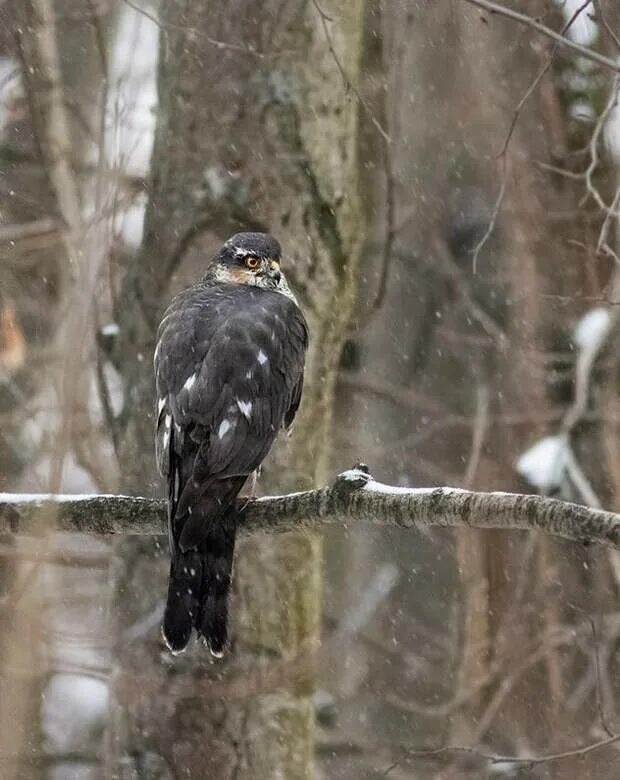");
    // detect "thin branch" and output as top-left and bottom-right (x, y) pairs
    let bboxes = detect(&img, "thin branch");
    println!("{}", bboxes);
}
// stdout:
(468, 0), (594, 270)
(461, 0), (620, 74)
(589, 616), (616, 738)
(119, 0), (283, 59)
(593, 0), (620, 54)
(0, 217), (59, 244)
(434, 236), (508, 340)
(536, 77), (620, 230)
(1, 466), (620, 549)
(498, 0), (594, 160)
(582, 76), (620, 216)
(311, 0), (390, 144)
(470, 155), (507, 273)
(382, 732), (620, 775)
(597, 184), (620, 265)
